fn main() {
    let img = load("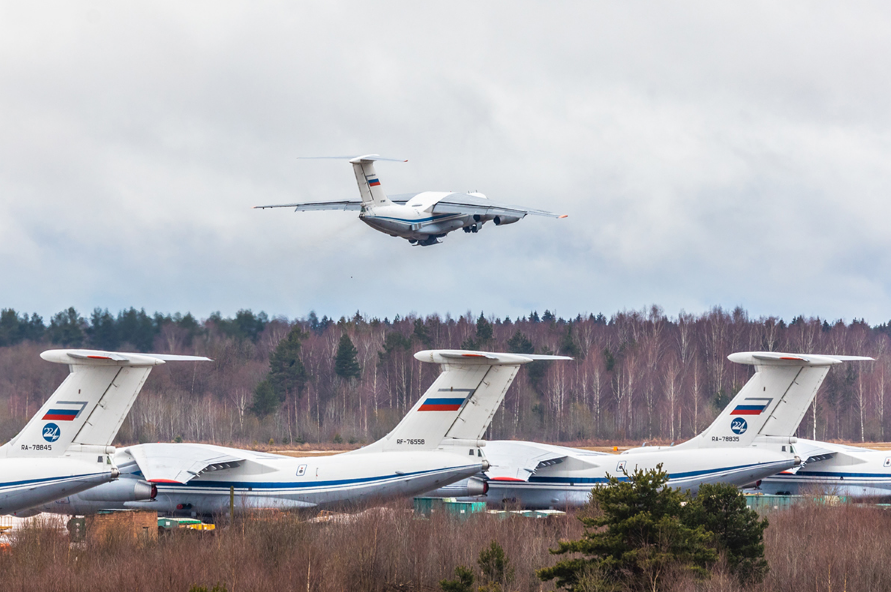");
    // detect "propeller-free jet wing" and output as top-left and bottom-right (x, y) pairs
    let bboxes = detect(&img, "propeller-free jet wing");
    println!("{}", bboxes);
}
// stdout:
(427, 351), (872, 509)
(254, 155), (567, 246)
(0, 349), (209, 515)
(32, 350), (570, 517)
